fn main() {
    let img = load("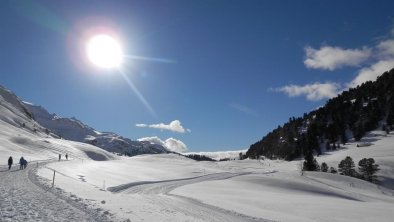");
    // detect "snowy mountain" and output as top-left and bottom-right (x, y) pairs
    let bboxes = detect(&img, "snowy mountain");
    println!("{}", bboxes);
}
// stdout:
(0, 85), (48, 137)
(2, 84), (394, 221)
(23, 101), (168, 156)
(0, 85), (117, 162)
